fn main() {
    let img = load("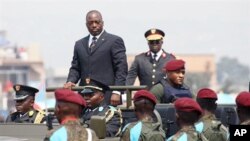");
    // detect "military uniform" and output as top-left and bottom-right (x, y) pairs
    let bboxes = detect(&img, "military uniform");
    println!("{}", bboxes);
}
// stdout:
(169, 98), (208, 141)
(150, 59), (192, 103)
(150, 78), (192, 103)
(44, 89), (98, 141)
(121, 116), (165, 141)
(5, 84), (46, 124)
(82, 103), (122, 137)
(126, 50), (175, 89)
(6, 109), (45, 123)
(195, 88), (229, 141)
(167, 126), (208, 141)
(236, 91), (250, 125)
(195, 114), (228, 141)
(44, 119), (99, 141)
(126, 28), (175, 90)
